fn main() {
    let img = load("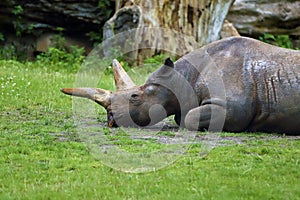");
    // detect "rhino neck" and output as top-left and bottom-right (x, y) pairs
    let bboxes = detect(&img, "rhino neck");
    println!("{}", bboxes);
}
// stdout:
(164, 92), (181, 116)
(174, 59), (200, 85)
(172, 58), (206, 108)
(160, 76), (200, 120)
